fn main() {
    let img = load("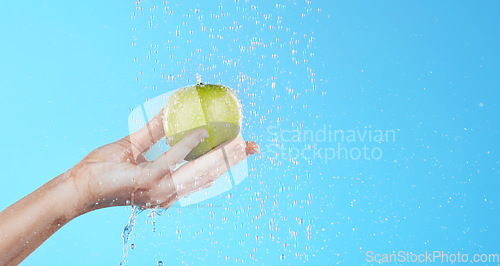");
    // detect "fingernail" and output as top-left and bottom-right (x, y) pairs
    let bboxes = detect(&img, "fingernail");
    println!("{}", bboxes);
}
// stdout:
(249, 146), (260, 155)
(200, 130), (210, 140)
